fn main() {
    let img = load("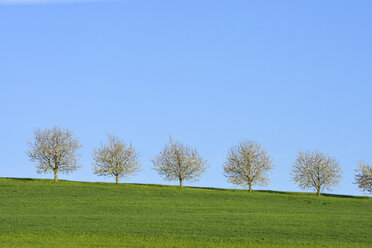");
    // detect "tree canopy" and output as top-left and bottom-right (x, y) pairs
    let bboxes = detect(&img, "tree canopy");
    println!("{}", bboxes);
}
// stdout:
(291, 150), (342, 196)
(26, 126), (81, 182)
(92, 135), (140, 184)
(223, 140), (274, 192)
(152, 137), (207, 188)
(354, 162), (372, 194)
